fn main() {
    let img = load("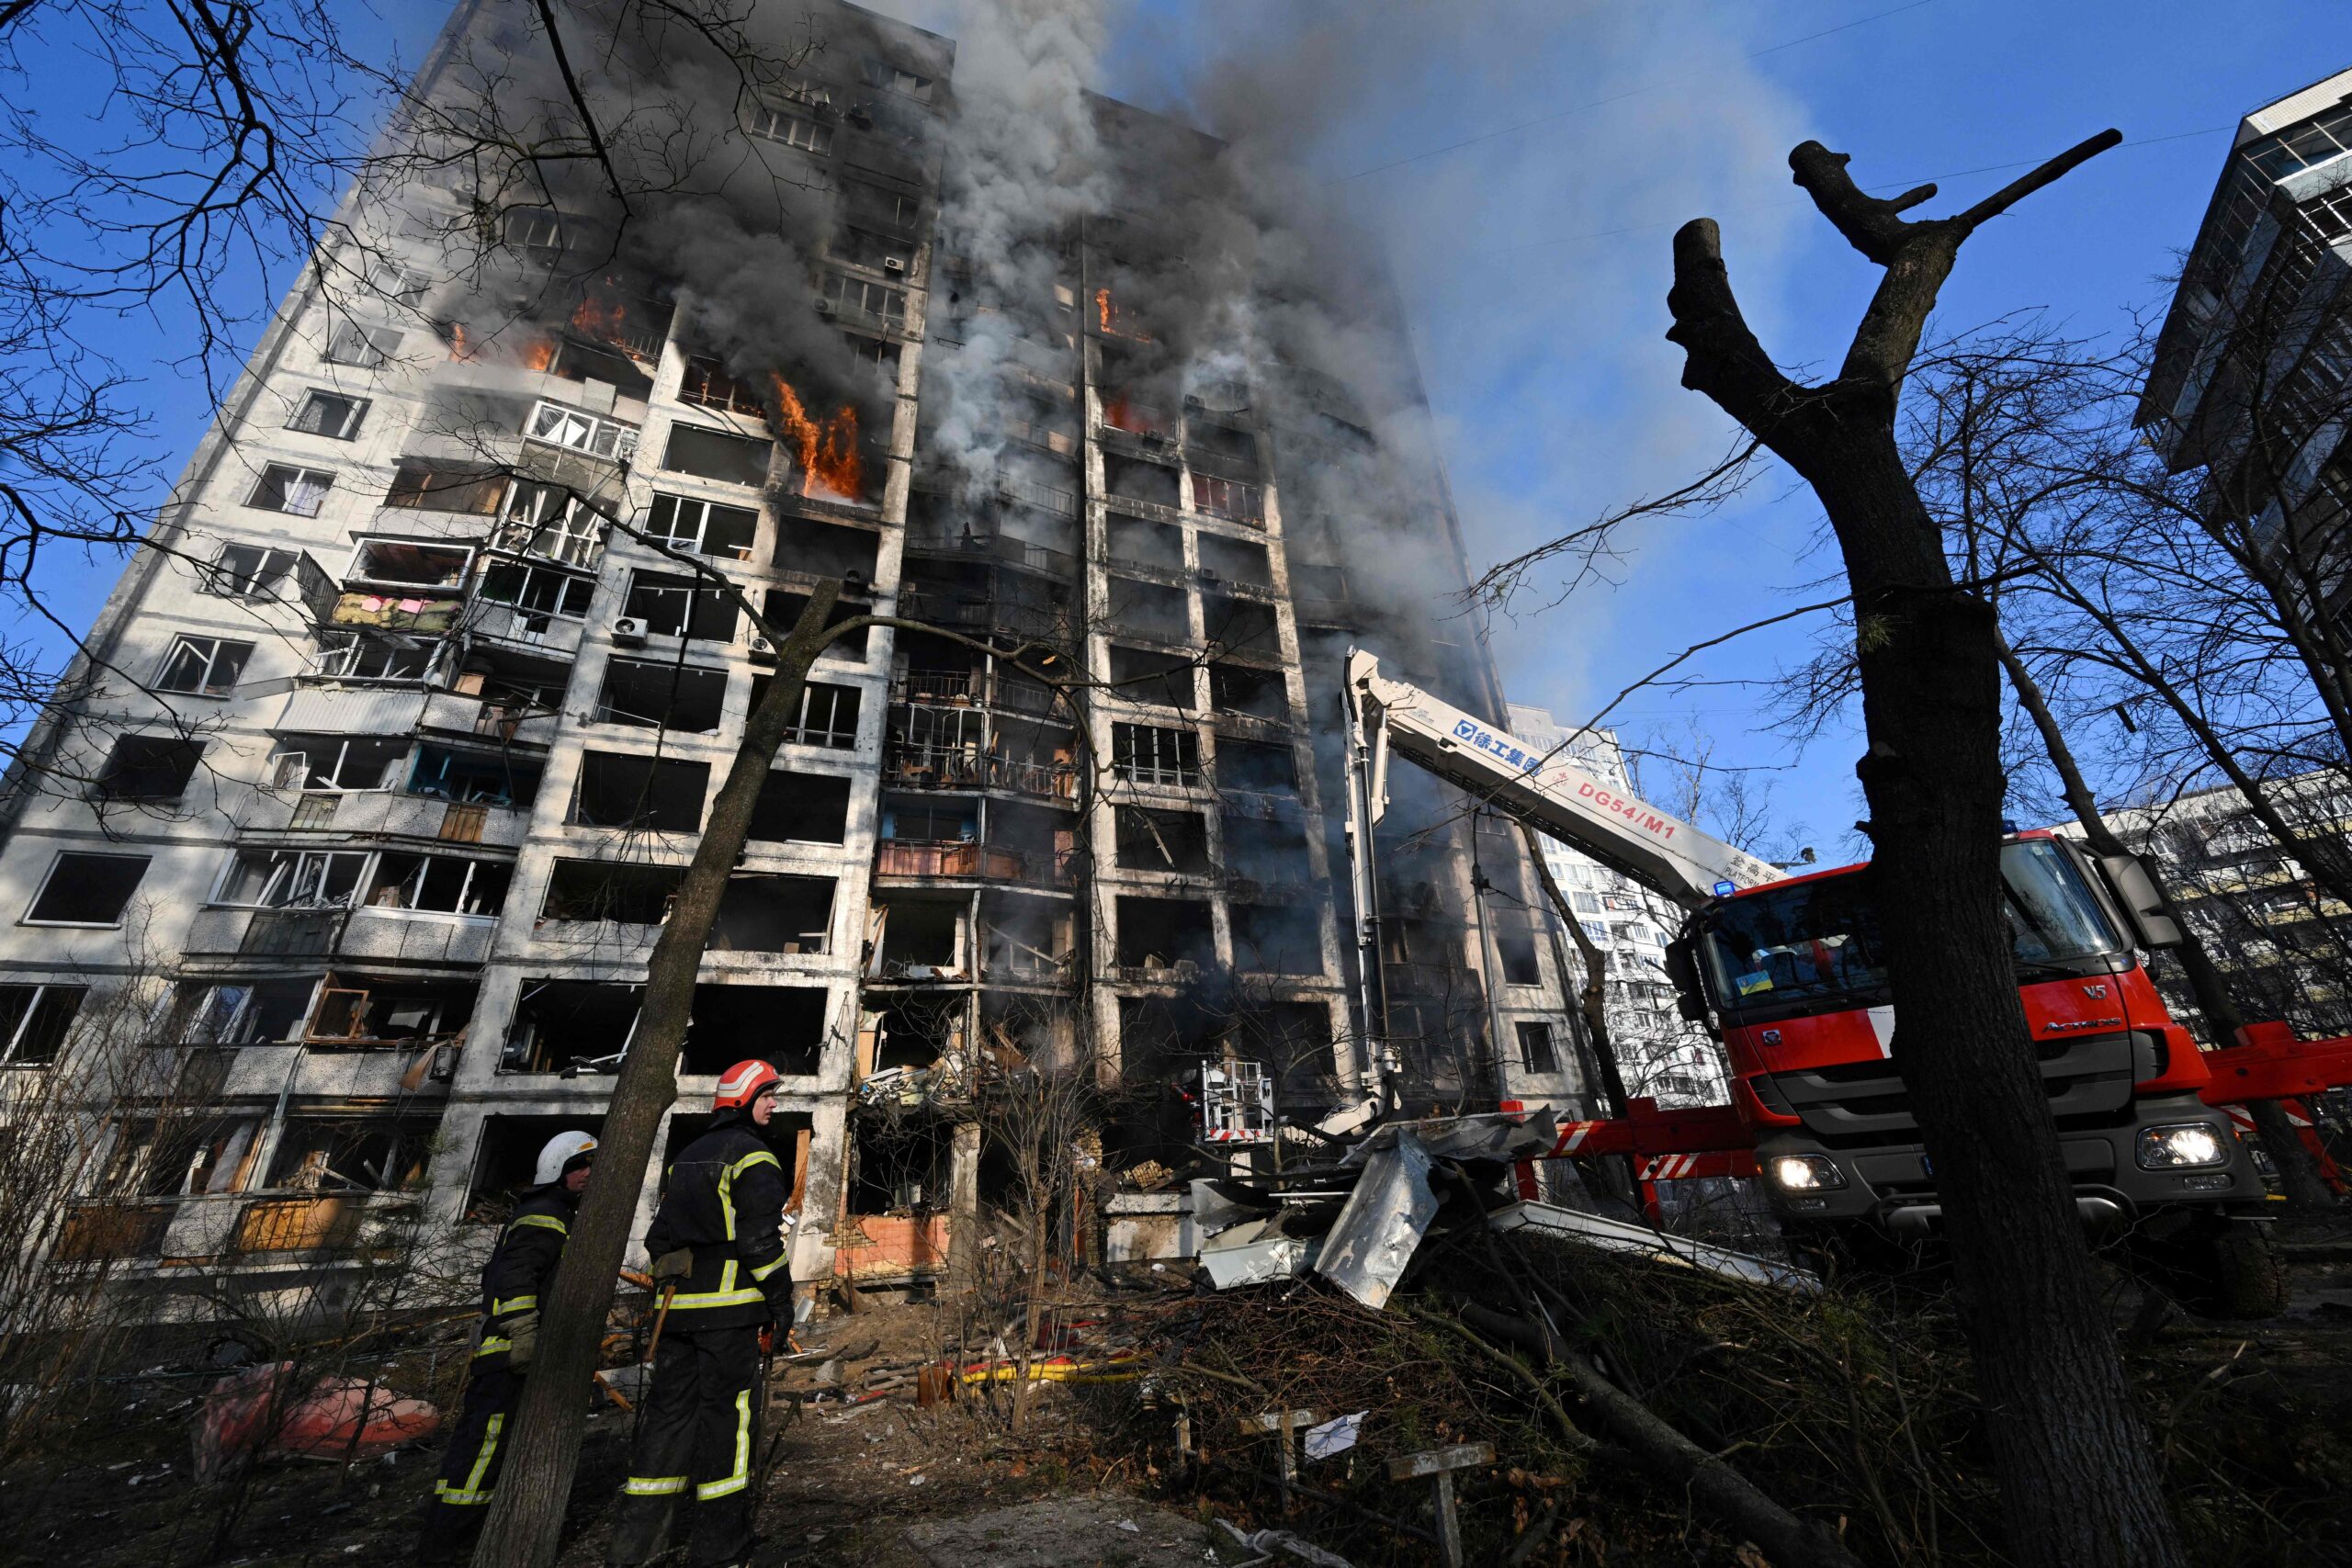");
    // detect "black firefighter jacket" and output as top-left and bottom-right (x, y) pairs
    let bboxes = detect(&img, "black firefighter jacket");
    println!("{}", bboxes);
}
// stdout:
(475, 1185), (573, 1363)
(644, 1116), (792, 1331)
